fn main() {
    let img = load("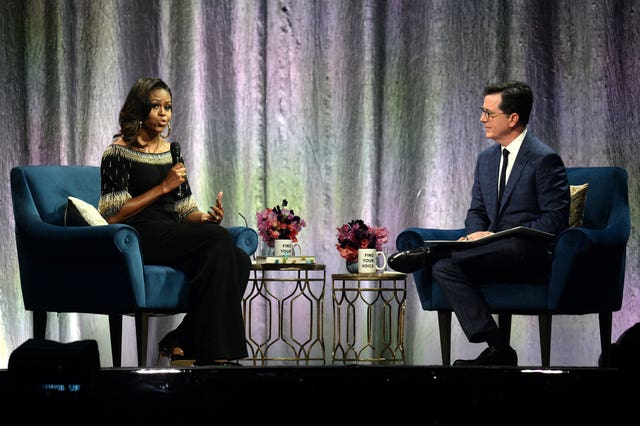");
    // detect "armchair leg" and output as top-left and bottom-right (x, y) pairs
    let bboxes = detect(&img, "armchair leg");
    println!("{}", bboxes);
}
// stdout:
(108, 315), (123, 367)
(497, 314), (512, 343)
(32, 310), (47, 340)
(135, 312), (150, 367)
(437, 311), (452, 366)
(598, 312), (613, 367)
(538, 313), (552, 367)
